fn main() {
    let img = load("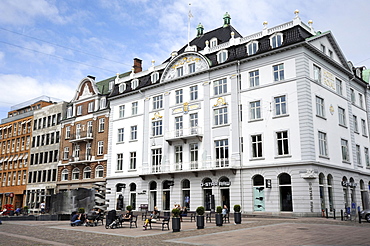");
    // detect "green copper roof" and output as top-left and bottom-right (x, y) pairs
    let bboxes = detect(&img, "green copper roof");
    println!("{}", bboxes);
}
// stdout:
(363, 69), (370, 83)
(96, 71), (131, 94)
